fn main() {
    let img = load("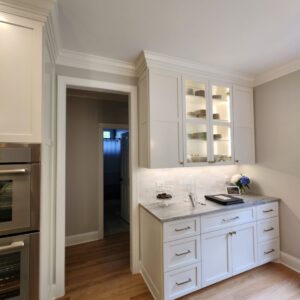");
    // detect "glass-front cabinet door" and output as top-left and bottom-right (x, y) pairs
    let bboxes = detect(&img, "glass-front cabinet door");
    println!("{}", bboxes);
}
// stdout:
(211, 84), (233, 163)
(183, 79), (233, 165)
(183, 79), (211, 165)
